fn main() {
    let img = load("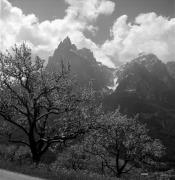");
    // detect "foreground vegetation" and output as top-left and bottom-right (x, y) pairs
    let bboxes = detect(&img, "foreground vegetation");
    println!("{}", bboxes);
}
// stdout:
(0, 44), (172, 179)
(0, 159), (115, 180)
(0, 158), (174, 180)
